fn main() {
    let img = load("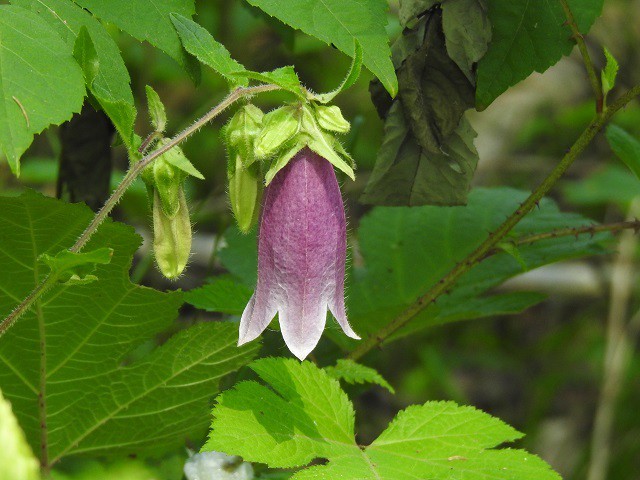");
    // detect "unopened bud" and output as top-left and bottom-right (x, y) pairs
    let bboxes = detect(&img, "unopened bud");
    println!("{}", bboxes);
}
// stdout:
(229, 155), (262, 233)
(152, 189), (191, 279)
(314, 105), (350, 133)
(254, 105), (299, 158)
